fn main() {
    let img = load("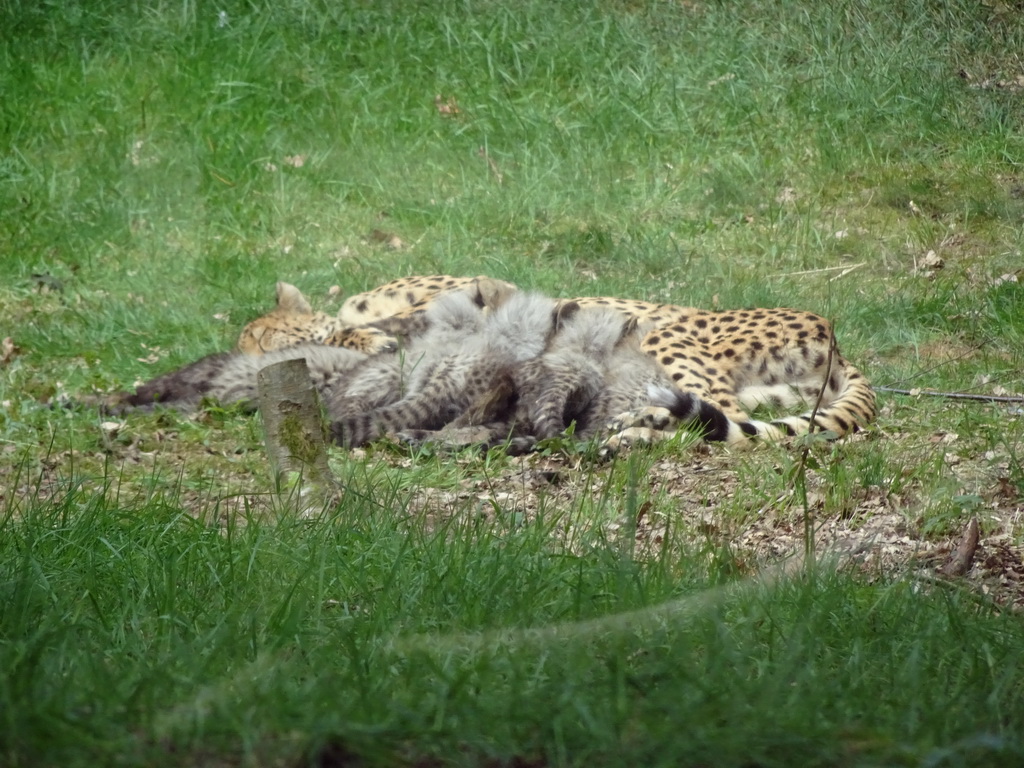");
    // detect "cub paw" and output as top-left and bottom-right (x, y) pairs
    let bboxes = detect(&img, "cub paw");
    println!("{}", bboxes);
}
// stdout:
(599, 426), (663, 459)
(599, 426), (697, 459)
(396, 425), (503, 451)
(393, 428), (437, 446)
